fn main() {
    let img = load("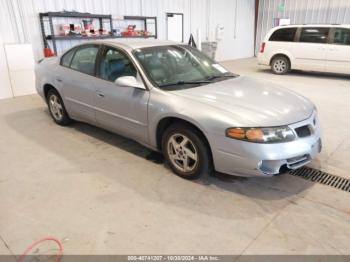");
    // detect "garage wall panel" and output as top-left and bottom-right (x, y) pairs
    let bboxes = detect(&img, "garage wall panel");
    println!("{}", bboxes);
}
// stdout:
(5, 44), (36, 97)
(256, 0), (350, 54)
(0, 40), (13, 99)
(1, 0), (255, 62)
(207, 0), (255, 61)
